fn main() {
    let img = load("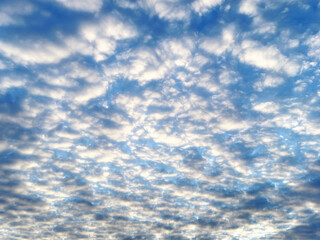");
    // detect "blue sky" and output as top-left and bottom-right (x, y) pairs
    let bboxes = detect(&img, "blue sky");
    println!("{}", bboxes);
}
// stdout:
(0, 0), (320, 239)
